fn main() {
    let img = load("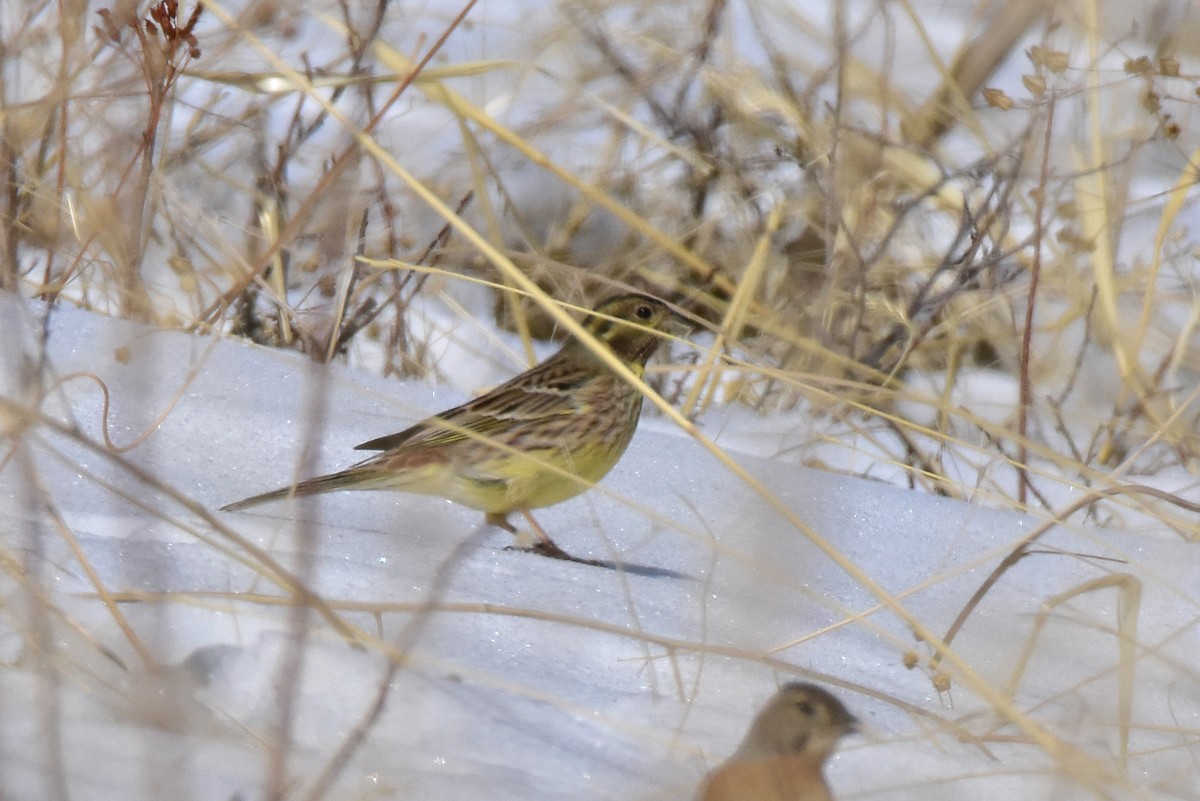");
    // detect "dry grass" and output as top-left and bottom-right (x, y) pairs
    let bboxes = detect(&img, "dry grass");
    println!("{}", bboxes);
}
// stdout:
(2, 0), (1199, 798)
(5, 0), (1195, 486)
